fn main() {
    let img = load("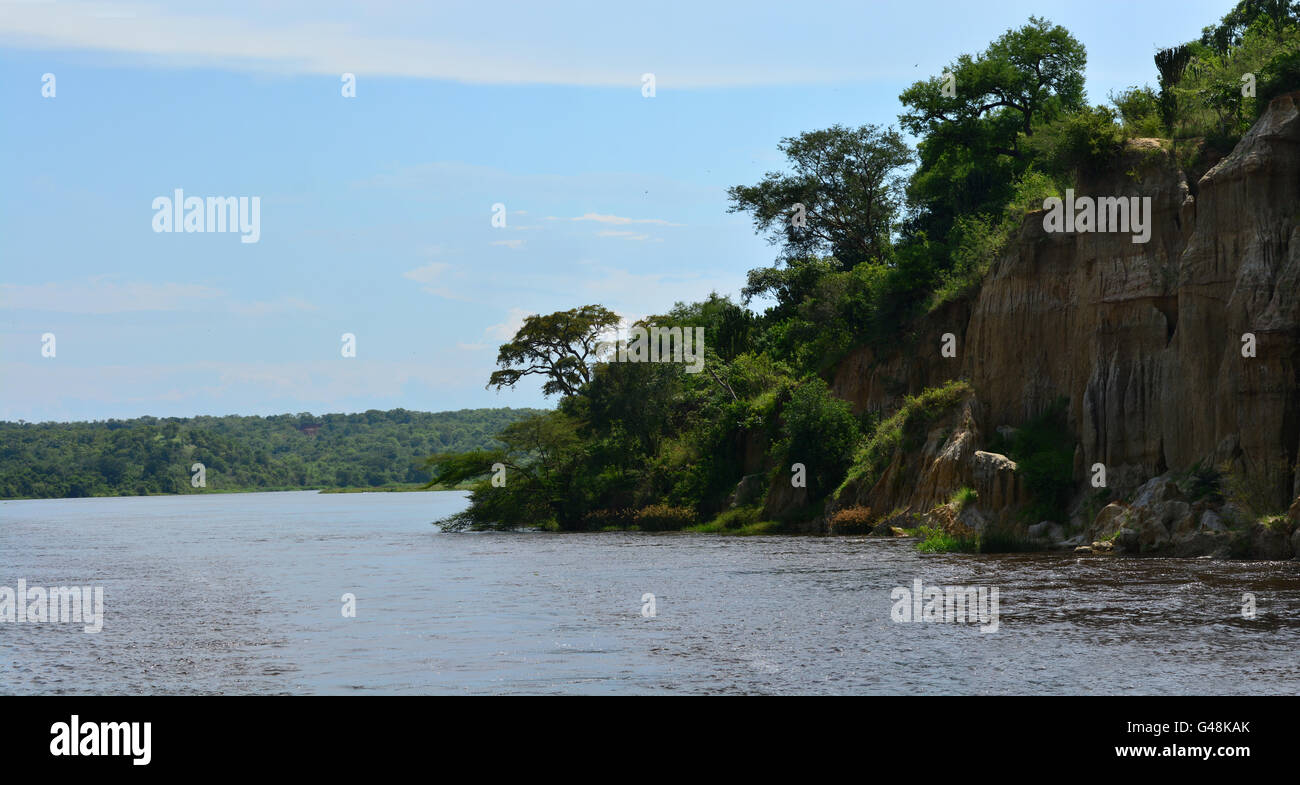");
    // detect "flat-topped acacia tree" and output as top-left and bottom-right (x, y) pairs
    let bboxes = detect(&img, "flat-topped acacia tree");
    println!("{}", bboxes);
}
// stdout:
(487, 304), (620, 399)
